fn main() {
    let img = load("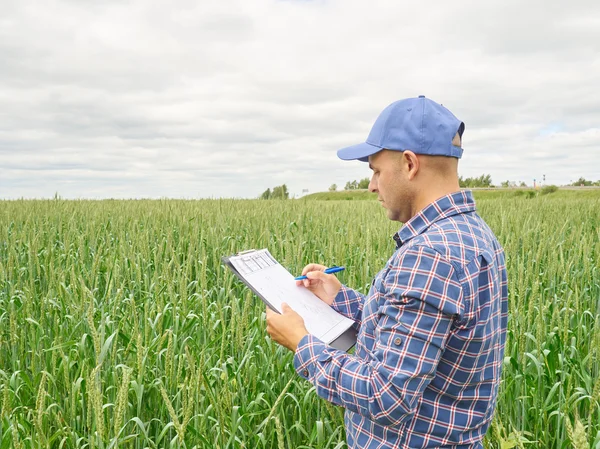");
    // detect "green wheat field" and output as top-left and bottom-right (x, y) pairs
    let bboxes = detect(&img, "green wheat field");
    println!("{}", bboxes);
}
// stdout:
(1, 189), (599, 448)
